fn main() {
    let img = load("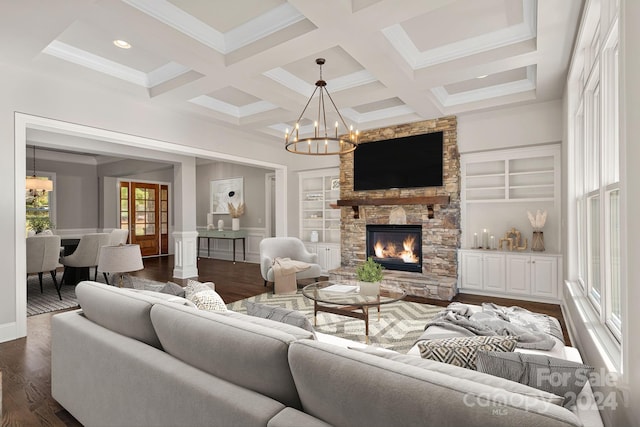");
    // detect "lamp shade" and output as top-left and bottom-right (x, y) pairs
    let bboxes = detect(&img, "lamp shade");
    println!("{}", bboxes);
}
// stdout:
(97, 244), (143, 273)
(26, 176), (53, 191)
